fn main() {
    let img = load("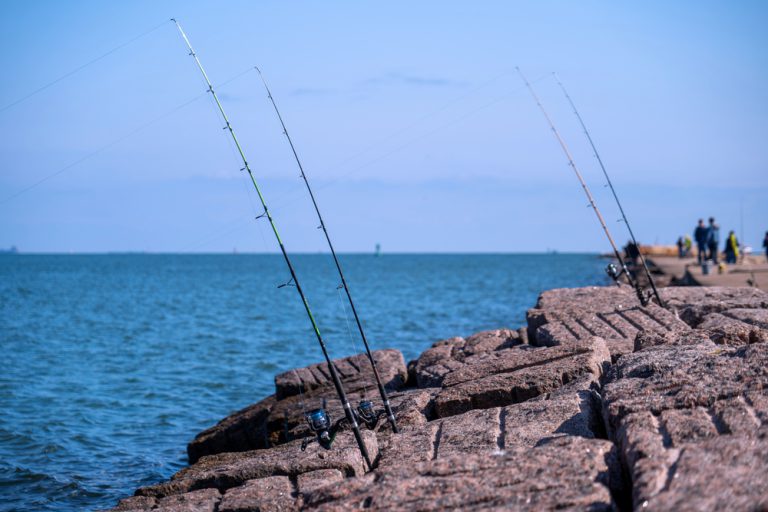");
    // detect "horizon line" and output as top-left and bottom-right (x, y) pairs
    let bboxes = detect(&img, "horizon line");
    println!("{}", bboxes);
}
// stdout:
(1, 250), (601, 256)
